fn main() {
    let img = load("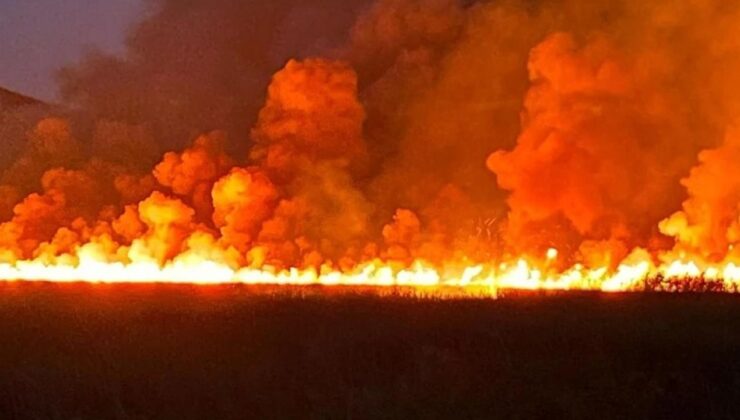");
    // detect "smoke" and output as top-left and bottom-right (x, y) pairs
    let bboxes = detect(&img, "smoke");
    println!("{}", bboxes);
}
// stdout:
(4, 0), (740, 271)
(487, 32), (688, 259)
(154, 130), (234, 218)
(483, 1), (740, 262)
(56, 0), (374, 153)
(660, 127), (740, 260)
(131, 192), (199, 263)
(212, 167), (278, 254)
(251, 58), (368, 176)
(2, 118), (83, 194)
(247, 57), (373, 266)
(91, 120), (159, 170)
